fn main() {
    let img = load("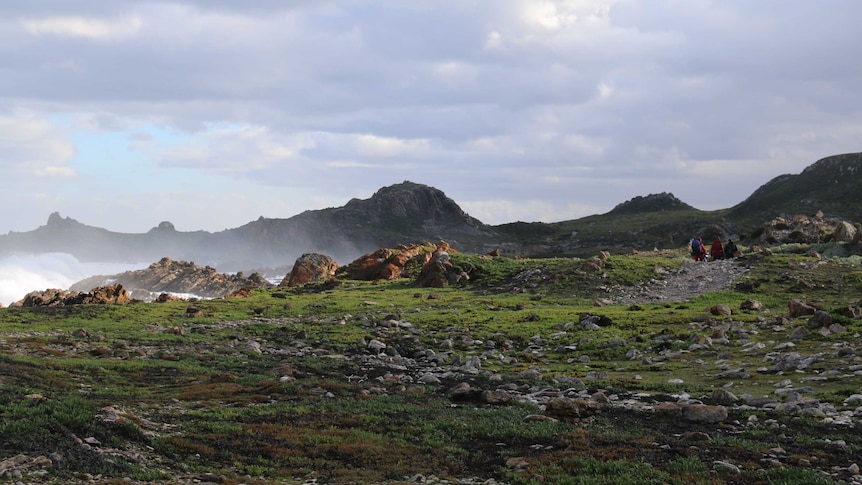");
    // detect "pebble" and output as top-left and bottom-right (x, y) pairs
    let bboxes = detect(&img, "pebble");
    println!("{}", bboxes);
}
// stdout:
(713, 461), (741, 474)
